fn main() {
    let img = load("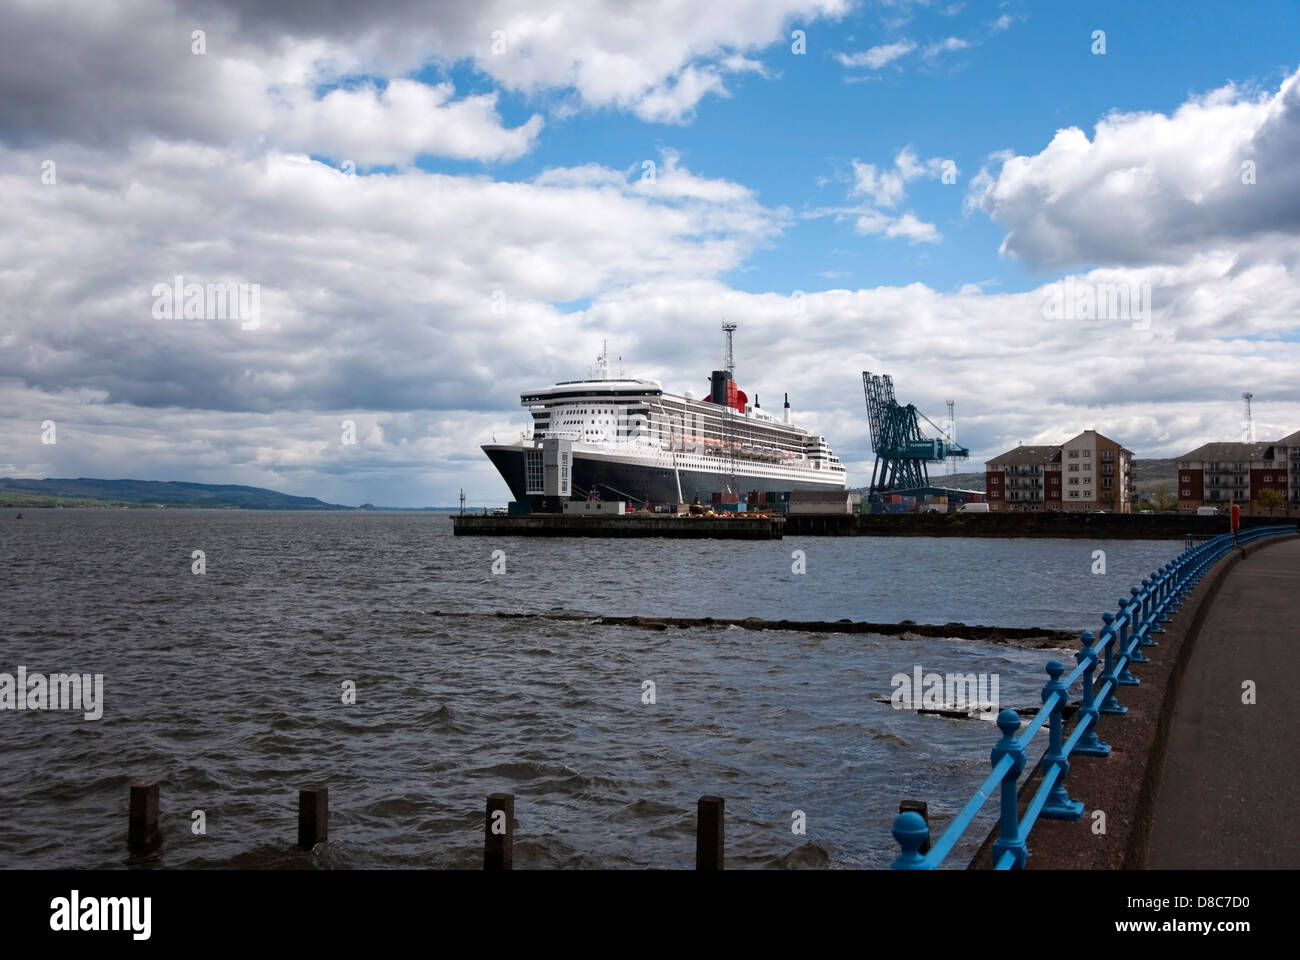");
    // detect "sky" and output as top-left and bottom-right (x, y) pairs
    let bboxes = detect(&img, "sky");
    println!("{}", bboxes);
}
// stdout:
(2, 0), (1299, 507)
